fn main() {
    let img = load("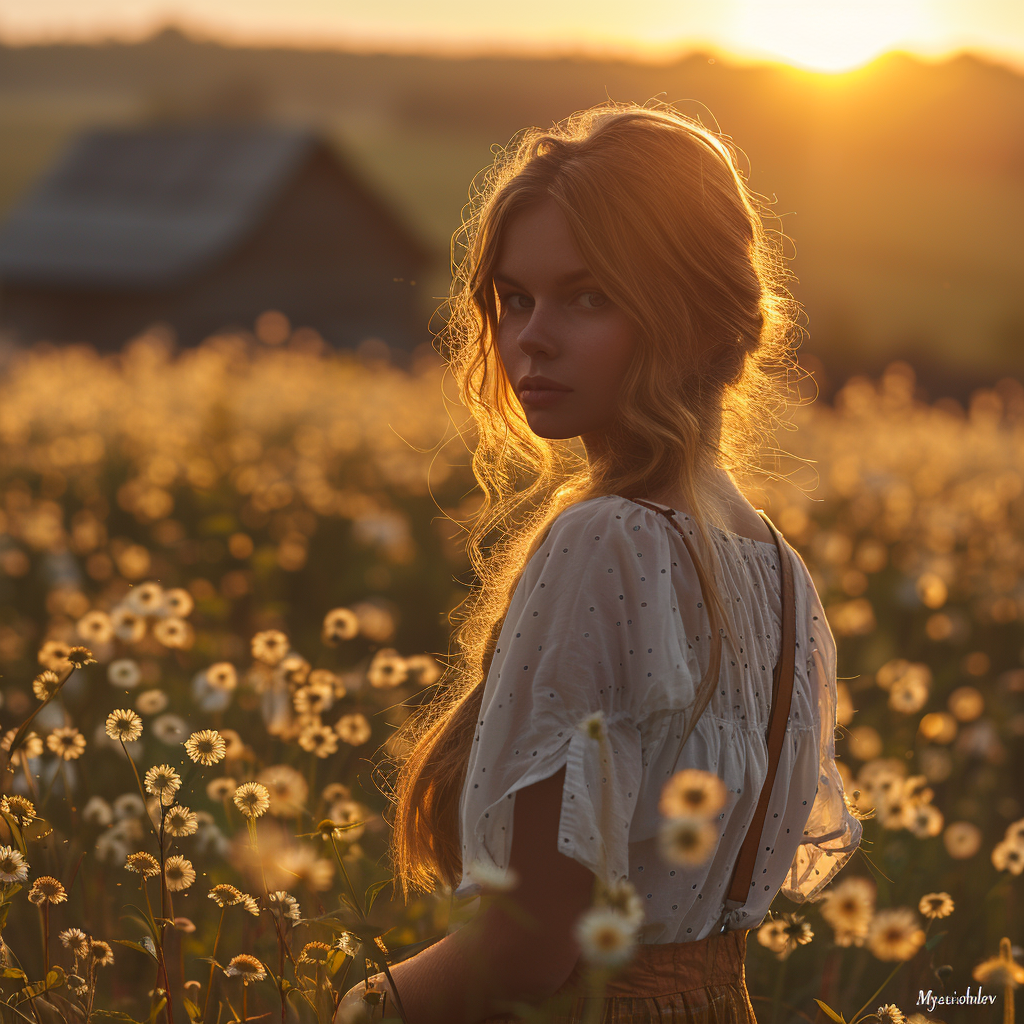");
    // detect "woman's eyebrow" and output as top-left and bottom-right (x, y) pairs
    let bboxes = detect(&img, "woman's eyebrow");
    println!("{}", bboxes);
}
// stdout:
(493, 268), (596, 288)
